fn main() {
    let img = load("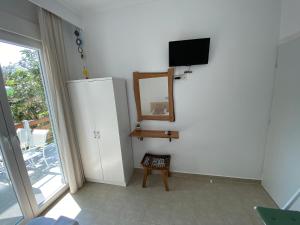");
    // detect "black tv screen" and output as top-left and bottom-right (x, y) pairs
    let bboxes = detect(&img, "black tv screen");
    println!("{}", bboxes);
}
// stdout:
(169, 38), (210, 67)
